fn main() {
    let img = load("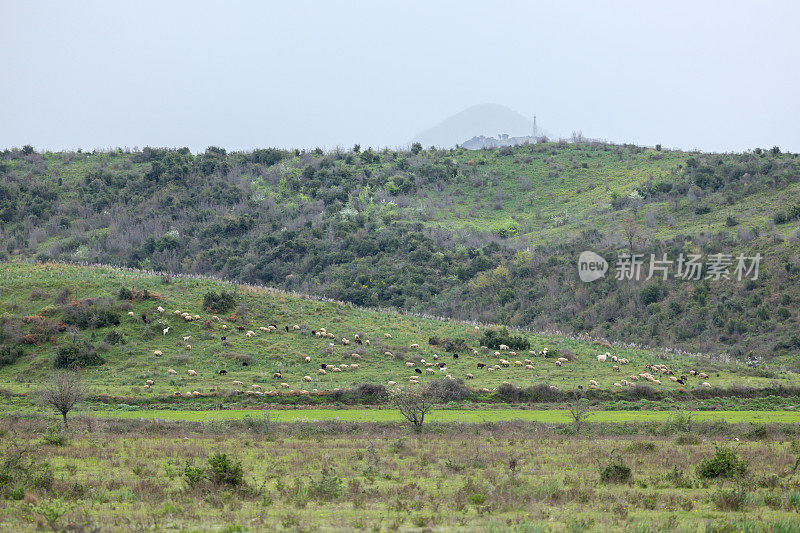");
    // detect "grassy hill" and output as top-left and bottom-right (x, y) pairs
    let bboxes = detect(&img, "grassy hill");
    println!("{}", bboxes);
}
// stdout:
(2, 143), (800, 359)
(1, 262), (796, 409)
